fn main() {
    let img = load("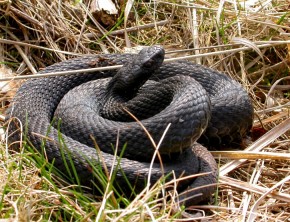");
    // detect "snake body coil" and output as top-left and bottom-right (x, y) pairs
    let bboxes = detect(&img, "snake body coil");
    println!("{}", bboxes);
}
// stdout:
(7, 45), (253, 206)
